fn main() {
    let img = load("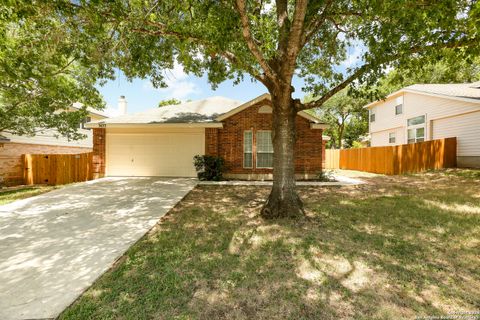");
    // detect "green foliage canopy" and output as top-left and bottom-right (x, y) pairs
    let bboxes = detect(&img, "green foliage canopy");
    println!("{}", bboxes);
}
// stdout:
(0, 1), (104, 139)
(48, 0), (480, 110)
(158, 98), (181, 107)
